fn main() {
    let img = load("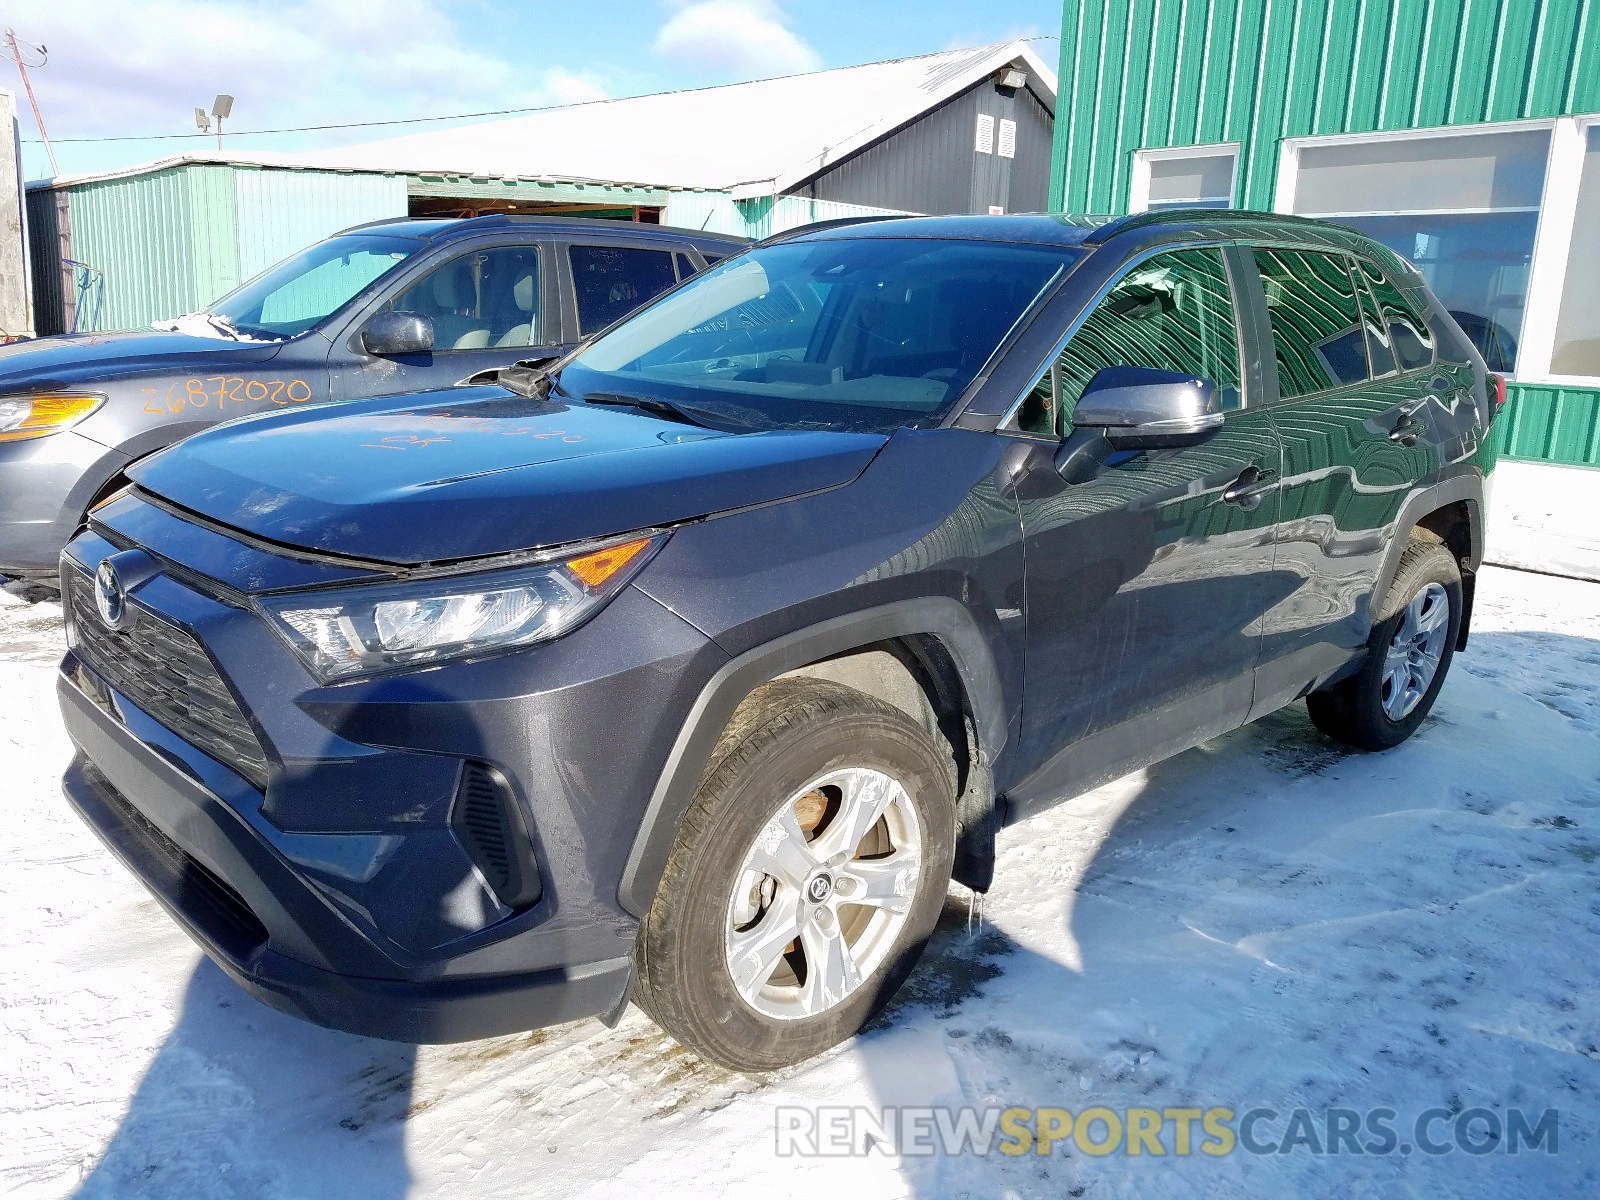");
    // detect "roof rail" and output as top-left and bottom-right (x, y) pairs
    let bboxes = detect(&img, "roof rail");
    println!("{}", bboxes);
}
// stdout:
(1079, 207), (1343, 245)
(755, 213), (921, 246)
